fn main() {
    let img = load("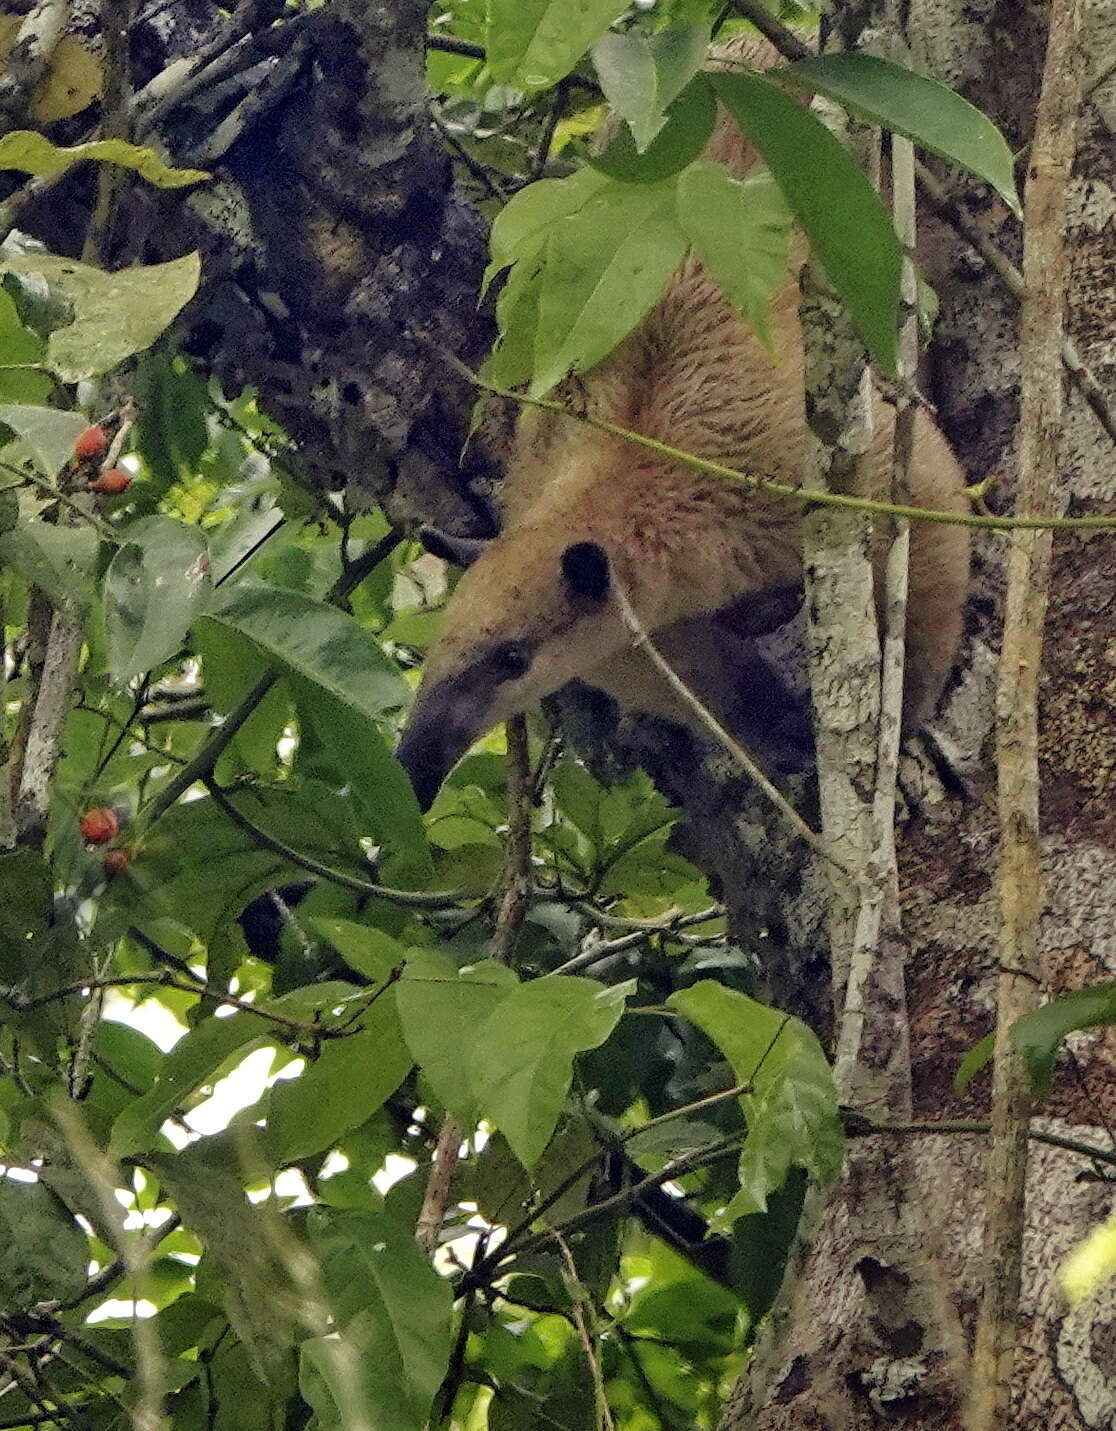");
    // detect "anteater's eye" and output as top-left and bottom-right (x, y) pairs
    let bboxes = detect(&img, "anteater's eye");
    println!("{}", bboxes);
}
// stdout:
(492, 641), (532, 679)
